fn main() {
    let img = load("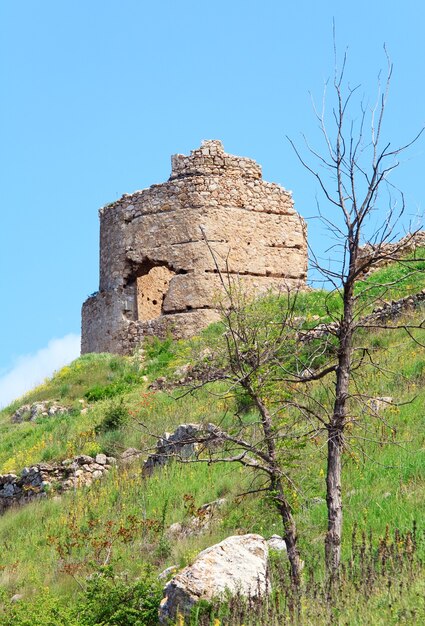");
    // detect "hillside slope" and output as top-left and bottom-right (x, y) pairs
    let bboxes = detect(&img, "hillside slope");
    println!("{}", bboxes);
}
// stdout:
(0, 257), (425, 625)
